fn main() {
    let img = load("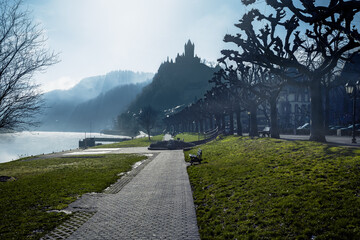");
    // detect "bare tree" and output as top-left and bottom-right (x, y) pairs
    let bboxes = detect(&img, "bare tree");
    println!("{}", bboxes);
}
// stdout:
(138, 106), (158, 141)
(0, 0), (58, 131)
(262, 0), (360, 42)
(222, 2), (360, 142)
(257, 72), (285, 138)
